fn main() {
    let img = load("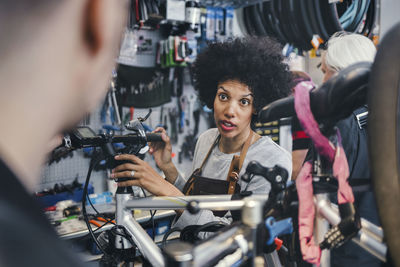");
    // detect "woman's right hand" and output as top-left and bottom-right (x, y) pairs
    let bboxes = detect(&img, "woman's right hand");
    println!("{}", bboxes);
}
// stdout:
(148, 127), (173, 171)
